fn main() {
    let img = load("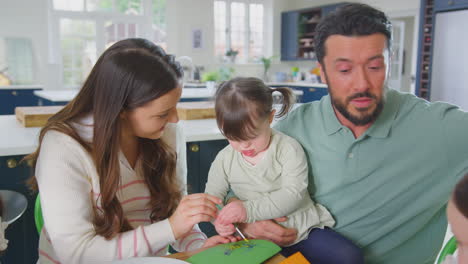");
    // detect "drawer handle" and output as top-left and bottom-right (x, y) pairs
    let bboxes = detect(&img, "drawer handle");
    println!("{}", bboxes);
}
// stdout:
(309, 88), (316, 92)
(190, 144), (200, 152)
(11, 91), (18, 96)
(6, 158), (18, 168)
